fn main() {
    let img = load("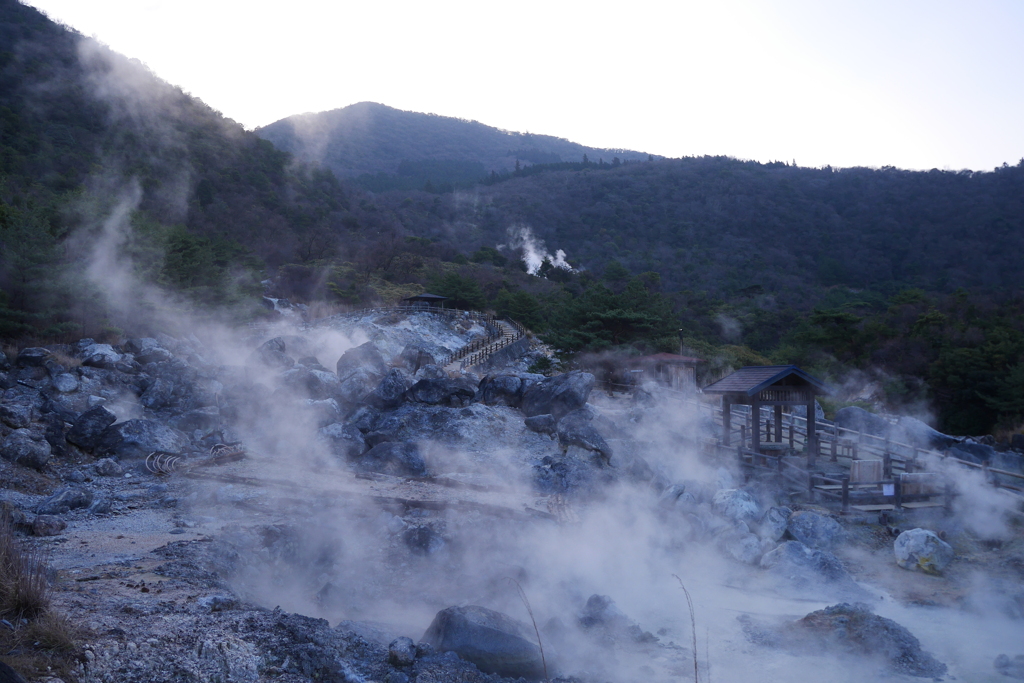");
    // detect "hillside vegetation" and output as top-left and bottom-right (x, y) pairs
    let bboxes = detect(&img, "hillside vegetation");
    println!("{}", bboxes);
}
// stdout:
(2, 0), (1024, 435)
(256, 101), (655, 190)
